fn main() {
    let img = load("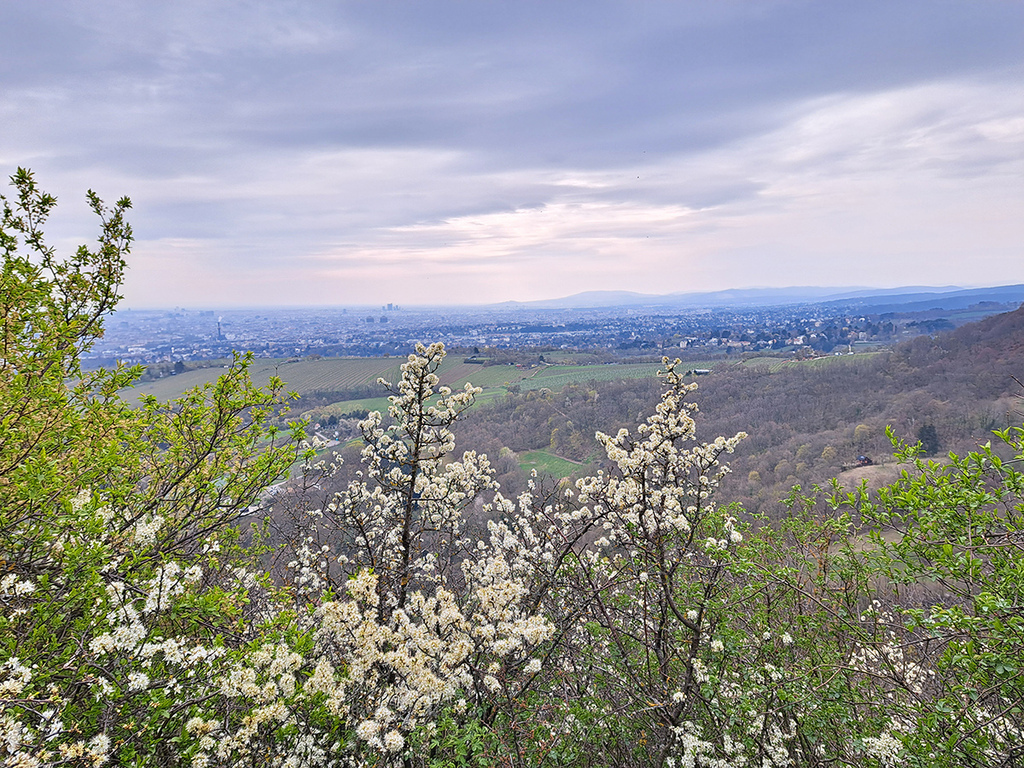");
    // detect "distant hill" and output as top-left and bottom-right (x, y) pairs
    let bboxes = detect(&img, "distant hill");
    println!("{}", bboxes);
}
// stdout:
(820, 284), (1024, 314)
(498, 284), (1024, 311)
